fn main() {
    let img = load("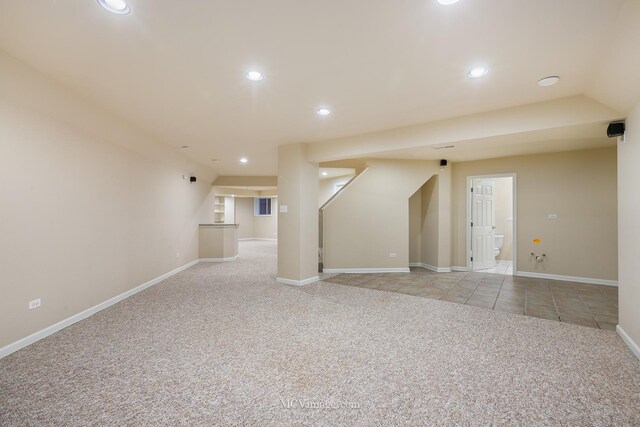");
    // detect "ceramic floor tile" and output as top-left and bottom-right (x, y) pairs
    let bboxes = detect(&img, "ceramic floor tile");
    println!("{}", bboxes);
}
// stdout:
(494, 303), (525, 315)
(596, 321), (617, 331)
(327, 270), (615, 330)
(466, 297), (497, 309)
(396, 285), (427, 296)
(439, 293), (471, 304)
(560, 315), (599, 328)
(416, 288), (446, 299)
